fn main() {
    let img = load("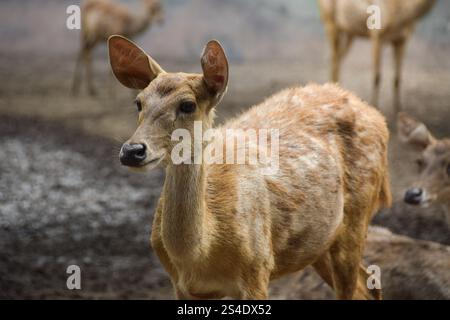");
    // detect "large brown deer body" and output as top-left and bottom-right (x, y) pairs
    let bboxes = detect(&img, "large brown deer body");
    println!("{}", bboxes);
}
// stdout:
(108, 35), (391, 299)
(71, 0), (163, 95)
(318, 0), (436, 114)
